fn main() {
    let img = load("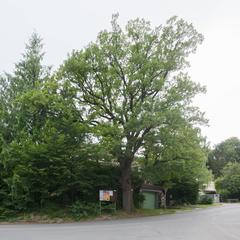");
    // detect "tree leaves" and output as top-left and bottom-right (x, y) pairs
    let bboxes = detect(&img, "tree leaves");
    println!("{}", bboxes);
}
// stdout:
(0, 15), (210, 211)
